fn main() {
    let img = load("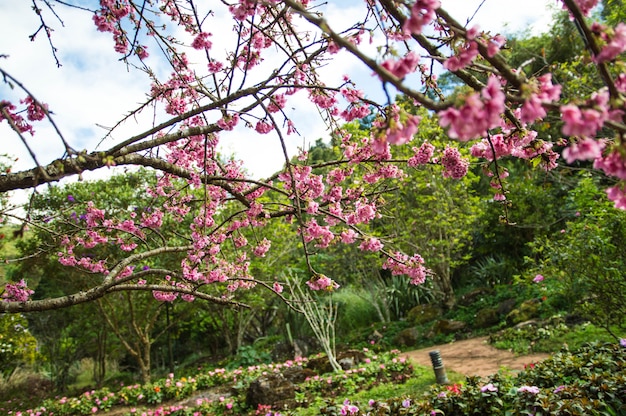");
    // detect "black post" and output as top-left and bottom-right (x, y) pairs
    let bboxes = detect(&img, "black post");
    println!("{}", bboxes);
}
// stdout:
(429, 350), (449, 384)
